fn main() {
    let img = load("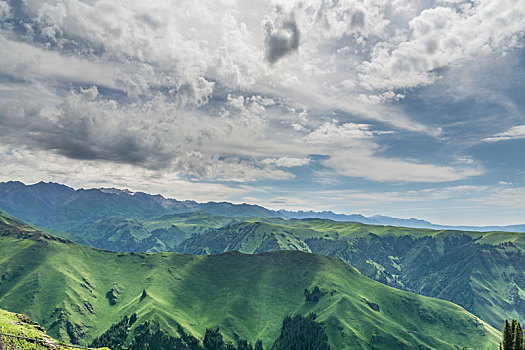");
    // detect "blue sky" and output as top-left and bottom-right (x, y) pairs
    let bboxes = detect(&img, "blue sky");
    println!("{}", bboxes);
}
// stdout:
(0, 0), (524, 225)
